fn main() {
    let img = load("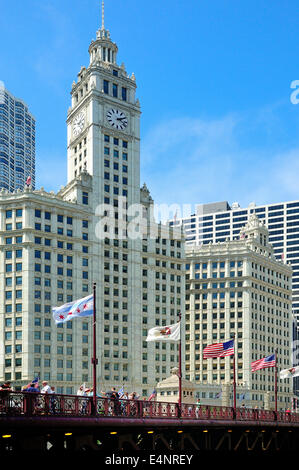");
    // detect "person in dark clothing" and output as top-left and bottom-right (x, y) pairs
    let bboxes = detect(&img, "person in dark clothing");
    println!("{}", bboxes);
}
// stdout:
(24, 383), (39, 392)
(22, 383), (40, 414)
(0, 382), (12, 391)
